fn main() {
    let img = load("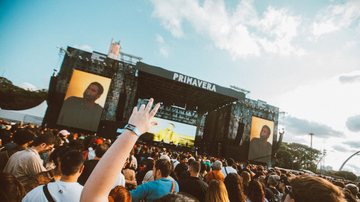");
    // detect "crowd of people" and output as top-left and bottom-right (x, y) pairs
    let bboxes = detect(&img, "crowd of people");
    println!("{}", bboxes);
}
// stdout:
(0, 99), (359, 202)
